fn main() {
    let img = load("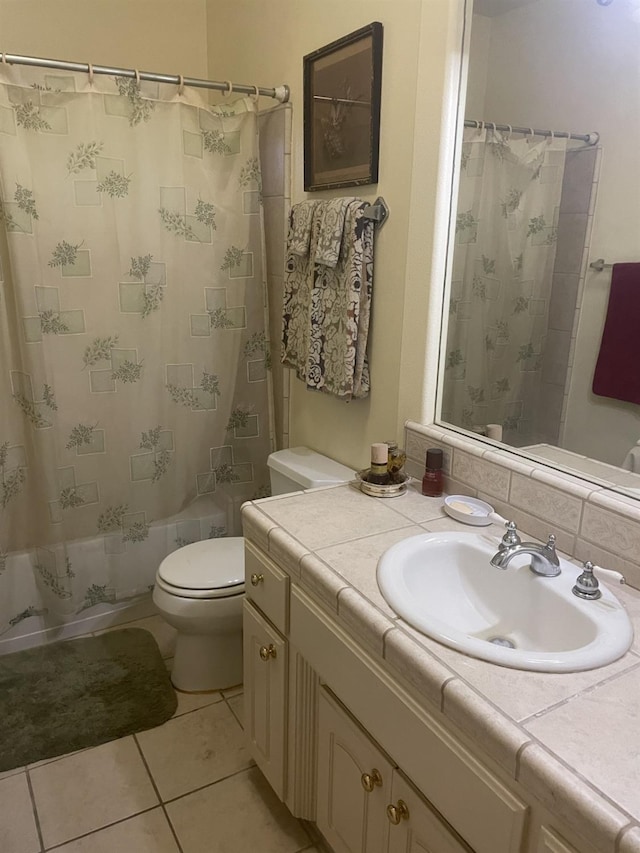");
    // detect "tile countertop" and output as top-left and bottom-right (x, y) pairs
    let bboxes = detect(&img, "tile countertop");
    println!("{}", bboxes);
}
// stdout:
(241, 482), (640, 853)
